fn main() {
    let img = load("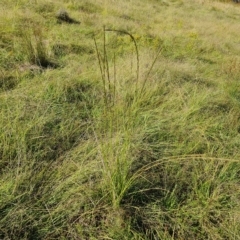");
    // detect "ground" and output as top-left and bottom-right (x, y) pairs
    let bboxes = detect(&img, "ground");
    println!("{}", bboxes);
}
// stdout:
(0, 0), (240, 239)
